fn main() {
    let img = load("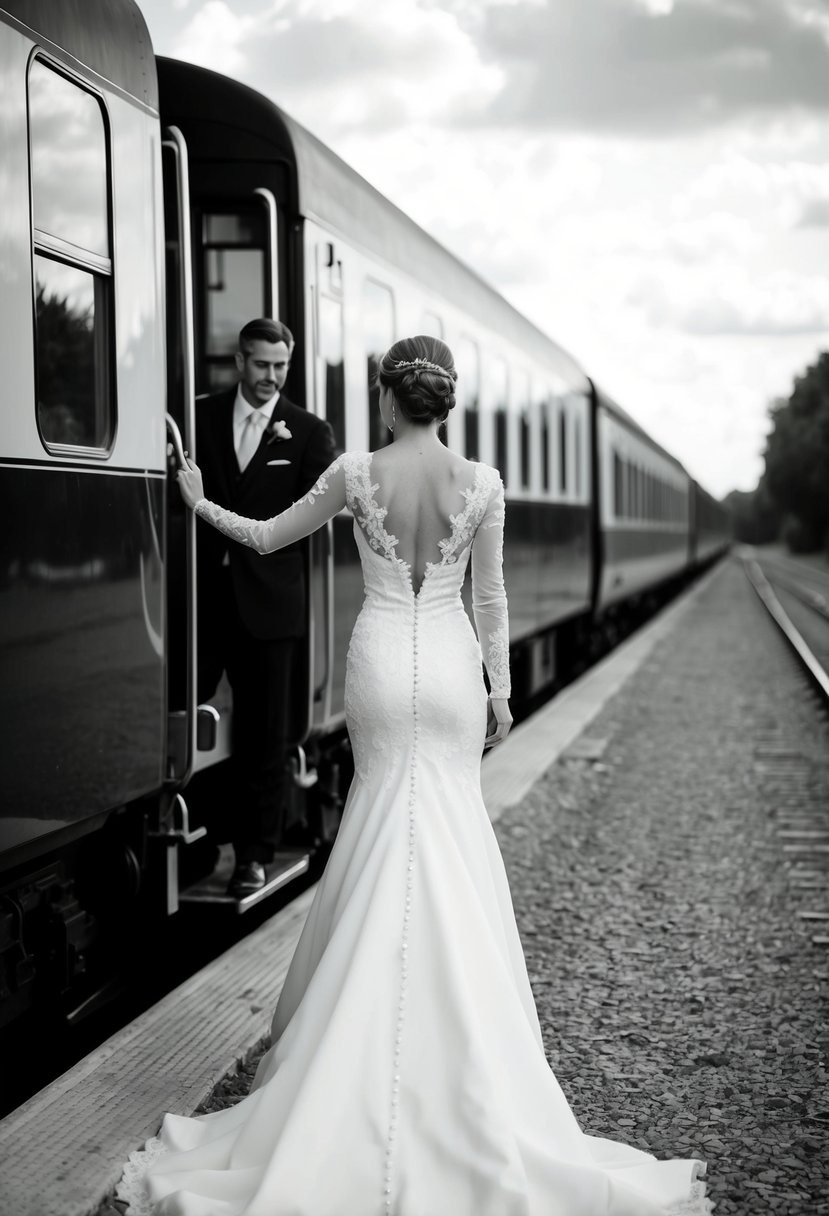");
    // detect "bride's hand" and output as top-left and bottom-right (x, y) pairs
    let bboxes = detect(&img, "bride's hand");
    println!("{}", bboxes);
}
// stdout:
(176, 458), (205, 509)
(484, 696), (512, 749)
